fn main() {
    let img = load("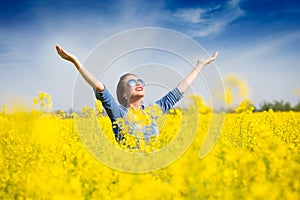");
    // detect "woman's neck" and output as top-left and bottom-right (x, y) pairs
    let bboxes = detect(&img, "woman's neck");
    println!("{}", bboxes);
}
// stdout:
(127, 98), (143, 110)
